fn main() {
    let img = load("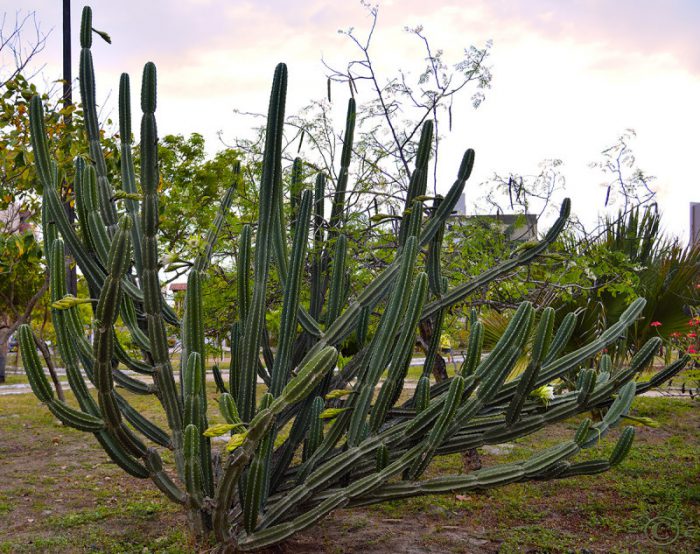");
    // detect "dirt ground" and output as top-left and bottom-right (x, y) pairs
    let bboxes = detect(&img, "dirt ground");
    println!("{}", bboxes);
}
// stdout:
(0, 392), (698, 553)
